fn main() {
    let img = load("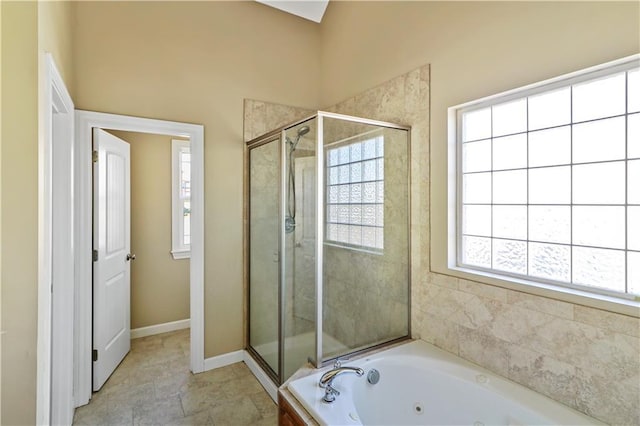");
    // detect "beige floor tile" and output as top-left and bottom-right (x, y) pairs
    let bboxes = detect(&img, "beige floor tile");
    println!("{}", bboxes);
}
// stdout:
(133, 395), (184, 425)
(74, 330), (277, 426)
(209, 396), (262, 425)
